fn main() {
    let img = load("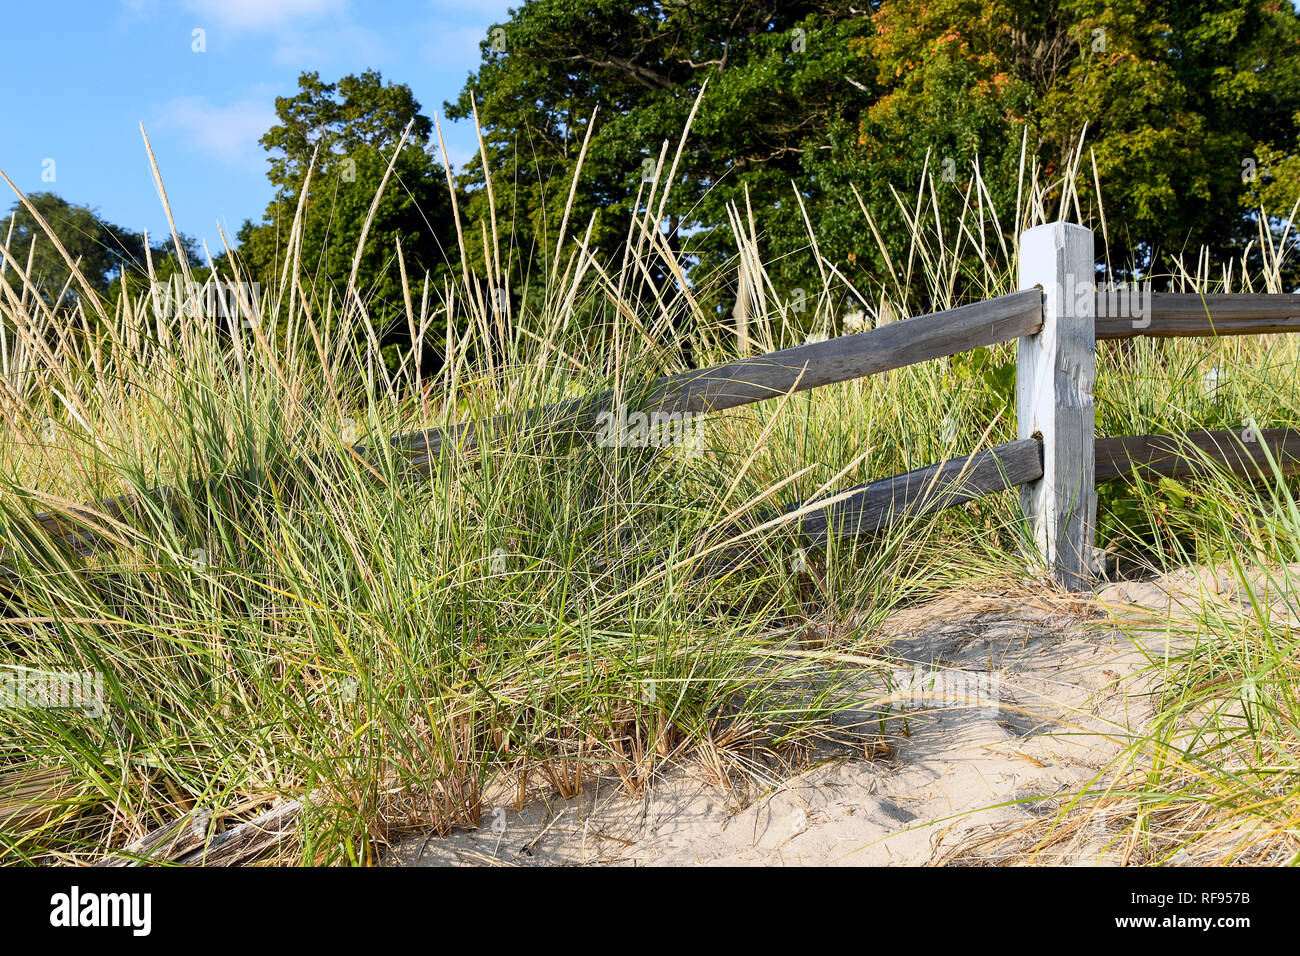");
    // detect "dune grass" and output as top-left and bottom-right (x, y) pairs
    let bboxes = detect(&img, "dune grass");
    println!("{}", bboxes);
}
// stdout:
(1, 114), (1298, 864)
